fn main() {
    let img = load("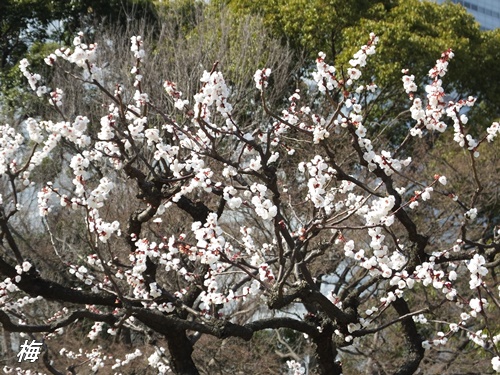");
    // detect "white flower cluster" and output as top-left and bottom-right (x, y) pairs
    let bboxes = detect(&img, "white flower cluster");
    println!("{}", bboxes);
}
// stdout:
(492, 357), (500, 372)
(254, 68), (271, 91)
(69, 264), (95, 286)
(344, 224), (410, 291)
(126, 239), (164, 299)
(149, 282), (163, 298)
(363, 196), (395, 226)
(469, 297), (488, 317)
(148, 347), (171, 374)
(86, 347), (107, 373)
(130, 35), (145, 60)
(312, 113), (330, 144)
(164, 80), (189, 110)
(98, 109), (117, 141)
(467, 254), (488, 289)
(199, 273), (234, 311)
(406, 49), (498, 158)
(87, 321), (104, 340)
(461, 328), (500, 367)
(0, 124), (25, 175)
(144, 128), (160, 146)
(86, 254), (103, 268)
(428, 49), (454, 78)
(421, 330), (452, 349)
(340, 99), (412, 178)
(5, 296), (43, 314)
(349, 33), (378, 68)
(276, 89), (332, 145)
(371, 150), (411, 177)
(172, 163), (213, 202)
(111, 349), (142, 370)
(223, 185), (243, 209)
(69, 33), (99, 69)
(402, 71), (417, 95)
(36, 149), (121, 243)
(250, 183), (277, 221)
(49, 88), (64, 107)
(346, 32), (378, 85)
(276, 92), (300, 134)
(464, 207), (478, 221)
(486, 122), (500, 142)
(44, 33), (101, 83)
(242, 279), (262, 297)
(312, 52), (338, 93)
(240, 226), (256, 256)
(15, 262), (32, 275)
(0, 278), (20, 307)
(467, 329), (489, 348)
(192, 213), (228, 265)
(413, 261), (457, 301)
(88, 209), (121, 243)
(247, 155), (262, 171)
(407, 51), (455, 136)
(299, 155), (336, 213)
(286, 360), (306, 375)
(194, 70), (233, 123)
(445, 99), (479, 155)
(19, 58), (46, 96)
(7, 116), (90, 188)
(258, 262), (275, 282)
(37, 185), (54, 216)
(133, 91), (149, 108)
